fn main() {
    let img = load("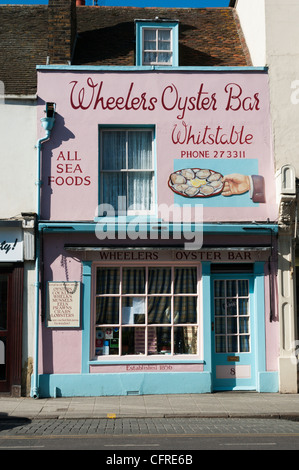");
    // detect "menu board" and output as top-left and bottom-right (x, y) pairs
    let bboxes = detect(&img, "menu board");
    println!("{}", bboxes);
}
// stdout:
(46, 282), (80, 327)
